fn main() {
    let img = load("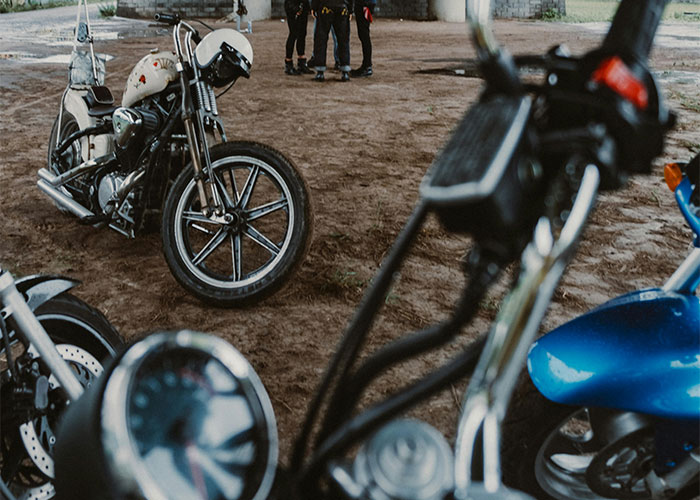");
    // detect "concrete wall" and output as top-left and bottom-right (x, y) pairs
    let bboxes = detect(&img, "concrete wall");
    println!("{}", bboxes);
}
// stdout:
(492, 0), (565, 18)
(117, 0), (233, 19)
(119, 0), (569, 21)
